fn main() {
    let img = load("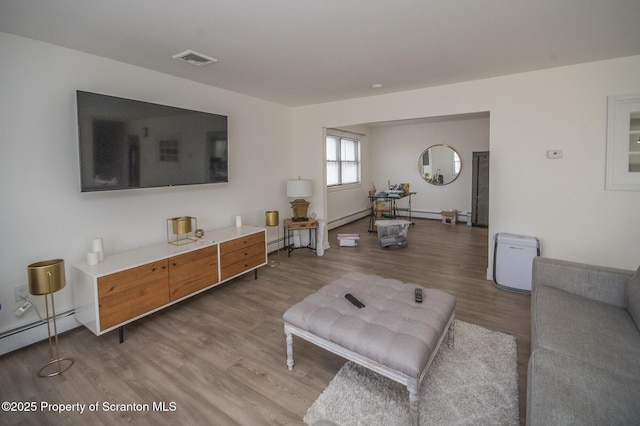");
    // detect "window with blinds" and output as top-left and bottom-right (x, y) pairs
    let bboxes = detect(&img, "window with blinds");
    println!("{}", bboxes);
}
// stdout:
(326, 135), (361, 187)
